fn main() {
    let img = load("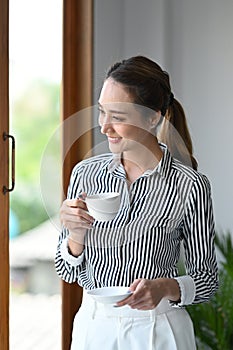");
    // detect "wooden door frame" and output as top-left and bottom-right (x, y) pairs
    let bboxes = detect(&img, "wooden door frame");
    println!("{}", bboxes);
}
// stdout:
(0, 0), (9, 349)
(62, 1), (93, 349)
